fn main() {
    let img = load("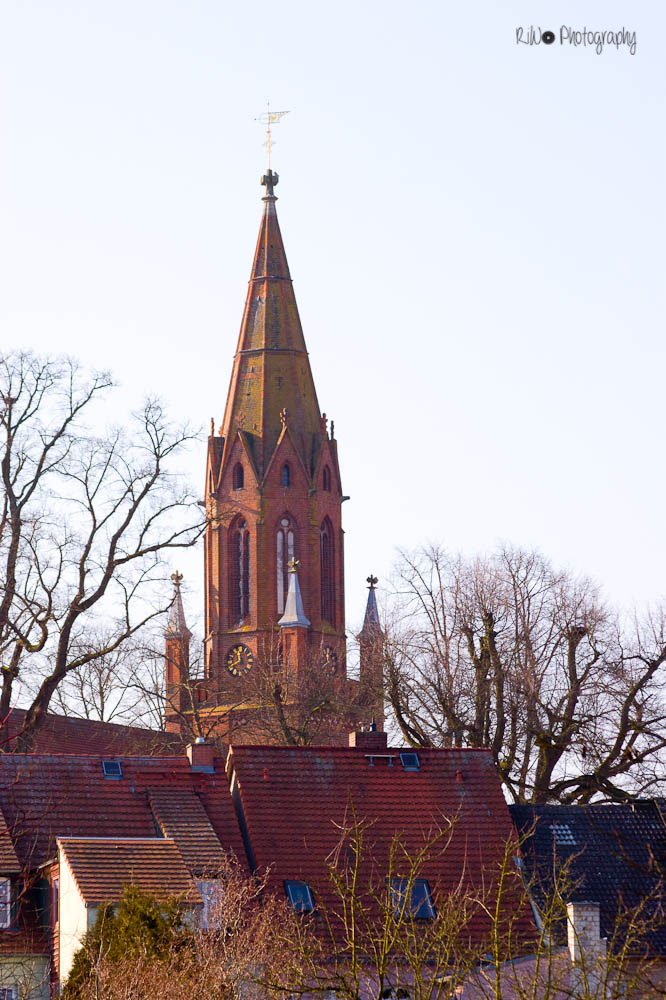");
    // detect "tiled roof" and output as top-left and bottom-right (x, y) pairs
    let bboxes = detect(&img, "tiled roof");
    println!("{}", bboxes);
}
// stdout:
(0, 755), (245, 872)
(511, 801), (666, 954)
(149, 788), (228, 875)
(0, 806), (21, 874)
(0, 708), (185, 756)
(58, 838), (201, 905)
(228, 744), (535, 947)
